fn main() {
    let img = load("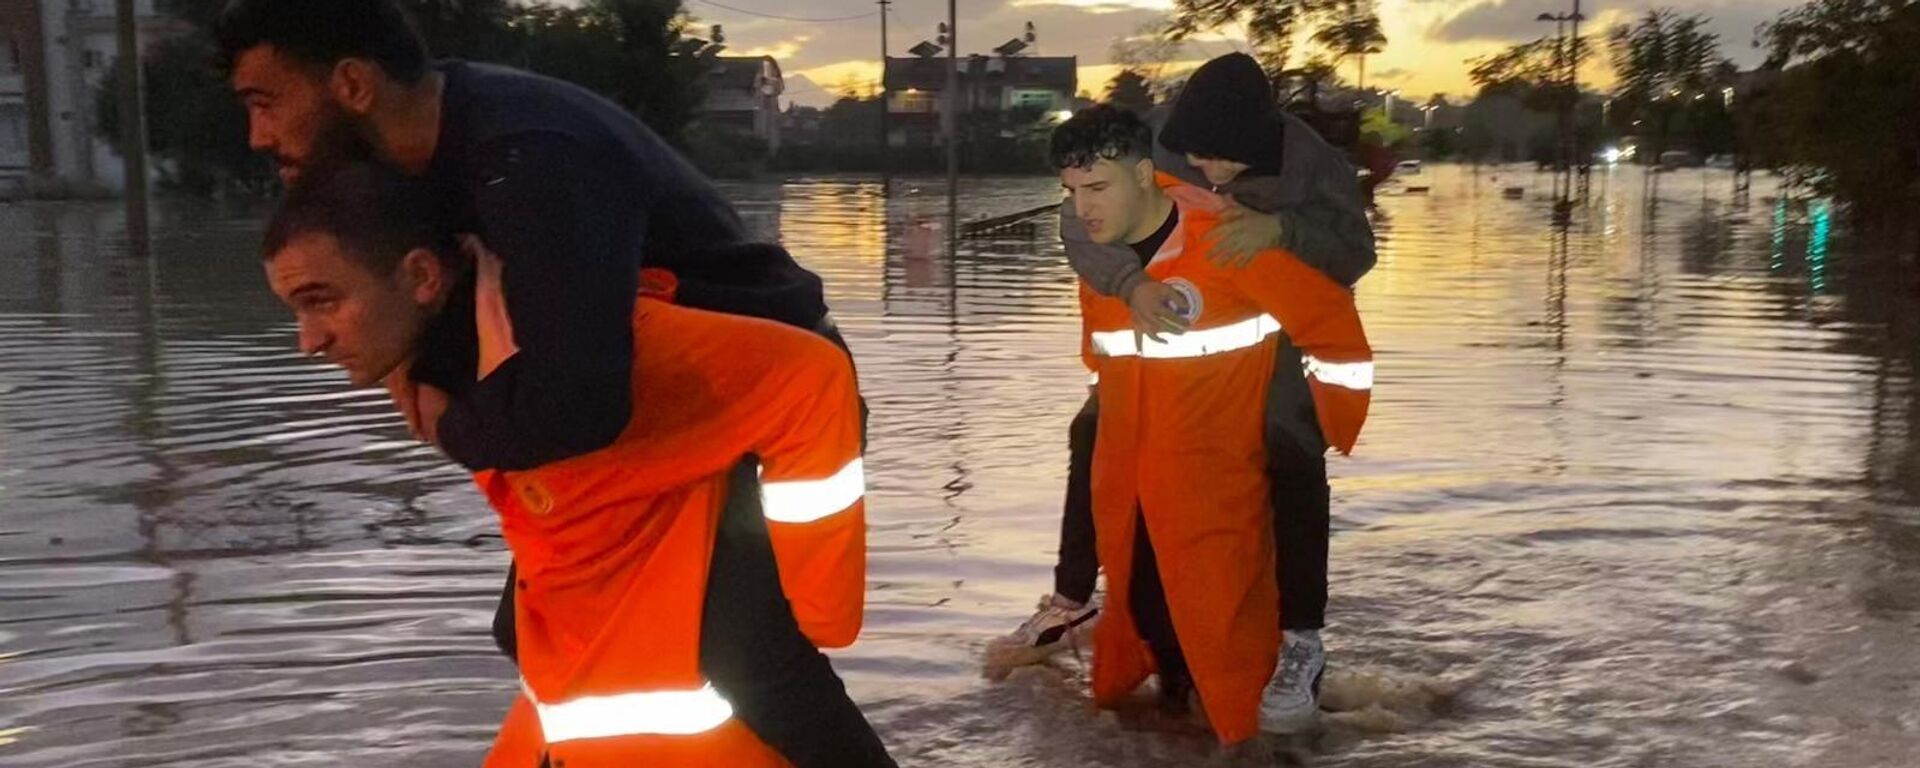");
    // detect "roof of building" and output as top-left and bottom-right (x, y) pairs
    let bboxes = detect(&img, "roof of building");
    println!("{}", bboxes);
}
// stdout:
(707, 55), (782, 92)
